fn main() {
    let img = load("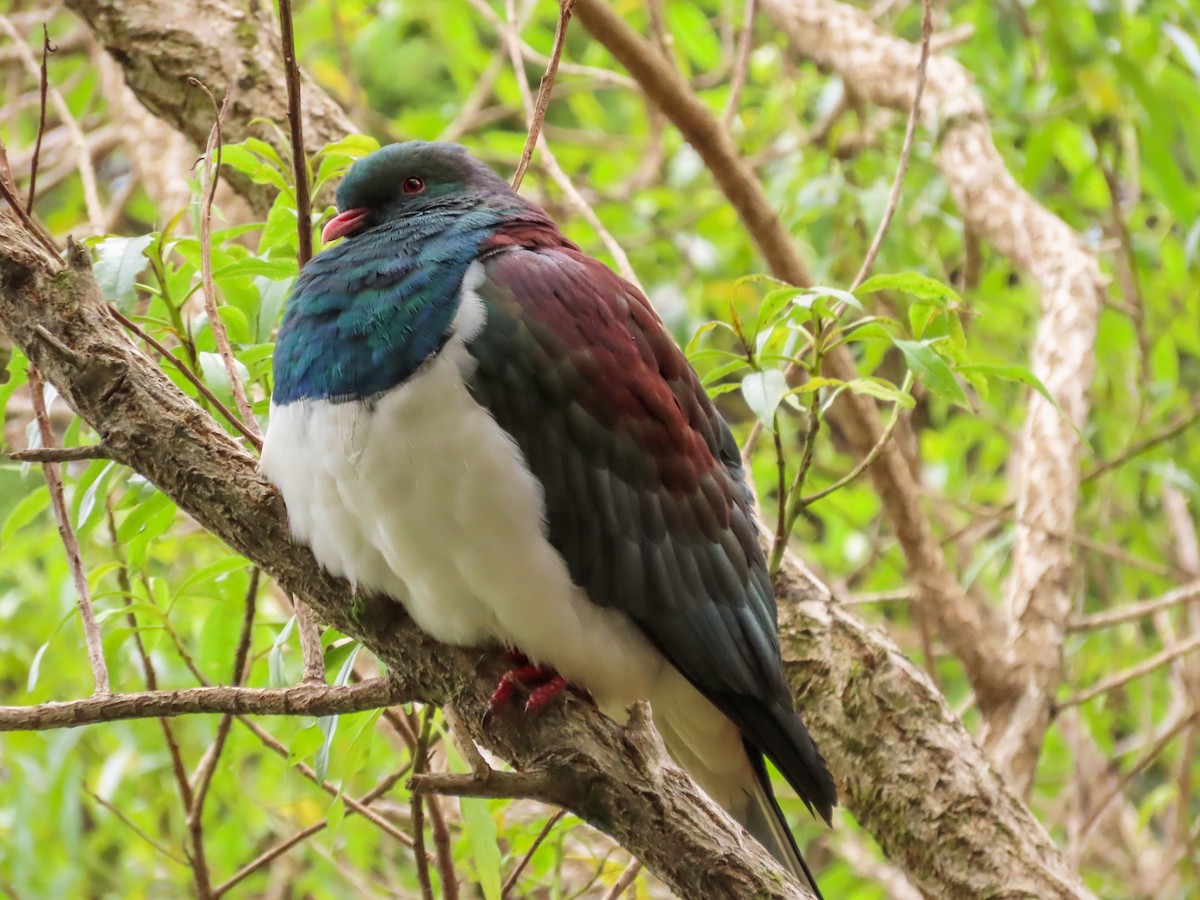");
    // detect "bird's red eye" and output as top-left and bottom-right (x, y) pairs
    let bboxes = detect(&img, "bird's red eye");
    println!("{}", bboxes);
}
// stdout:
(402, 177), (425, 194)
